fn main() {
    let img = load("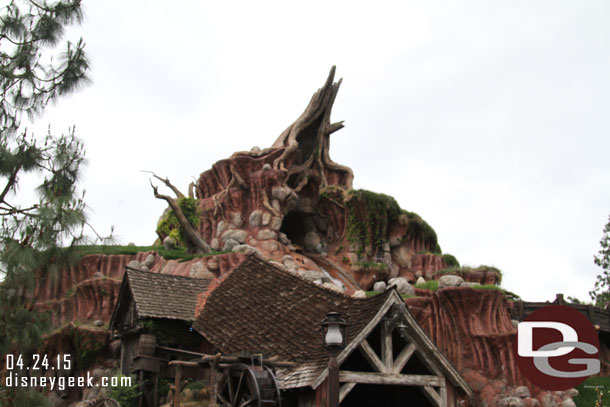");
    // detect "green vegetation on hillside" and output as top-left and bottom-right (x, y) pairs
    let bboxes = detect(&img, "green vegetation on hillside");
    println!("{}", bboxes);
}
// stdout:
(436, 265), (503, 285)
(338, 189), (441, 257)
(75, 245), (224, 262)
(401, 210), (441, 254)
(345, 189), (401, 254)
(442, 254), (460, 268)
(156, 197), (200, 246)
